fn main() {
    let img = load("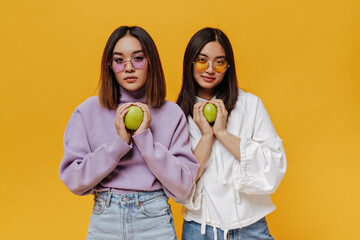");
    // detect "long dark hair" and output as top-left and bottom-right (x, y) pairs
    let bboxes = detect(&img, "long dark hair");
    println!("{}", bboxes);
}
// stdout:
(177, 27), (238, 117)
(98, 26), (166, 109)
